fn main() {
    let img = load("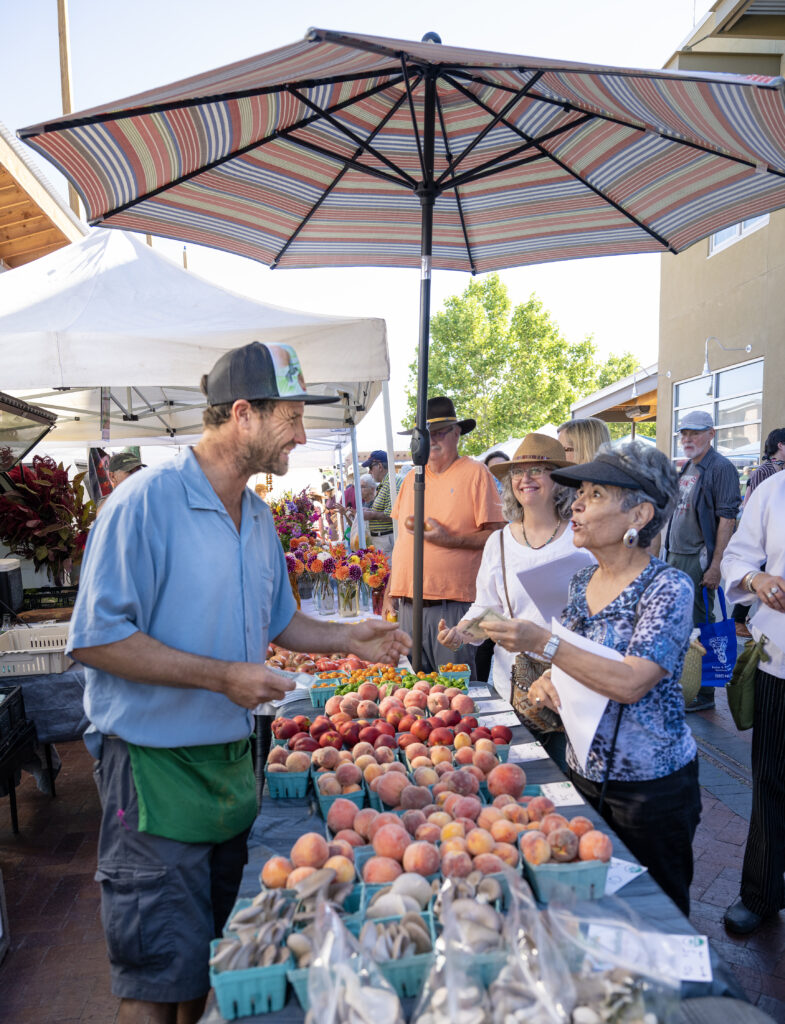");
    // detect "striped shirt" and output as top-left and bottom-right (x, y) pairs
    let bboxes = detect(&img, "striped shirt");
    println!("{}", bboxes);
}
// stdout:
(369, 473), (393, 535)
(746, 458), (784, 499)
